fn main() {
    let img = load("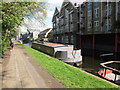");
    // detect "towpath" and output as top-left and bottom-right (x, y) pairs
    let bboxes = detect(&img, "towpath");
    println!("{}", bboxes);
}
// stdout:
(1, 44), (64, 88)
